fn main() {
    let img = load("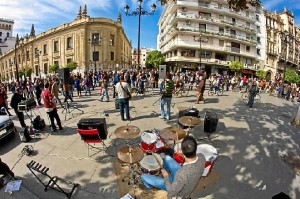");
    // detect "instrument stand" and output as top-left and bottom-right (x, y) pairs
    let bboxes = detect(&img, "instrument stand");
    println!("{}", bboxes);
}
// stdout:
(61, 100), (84, 121)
